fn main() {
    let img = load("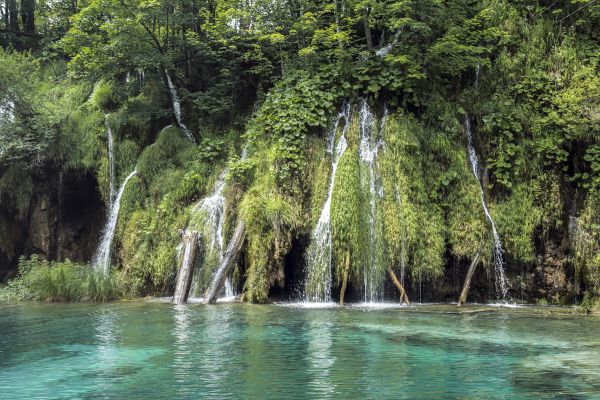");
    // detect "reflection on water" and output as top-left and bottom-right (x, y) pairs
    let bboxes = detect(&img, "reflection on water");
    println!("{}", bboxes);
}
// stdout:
(307, 316), (335, 398)
(95, 309), (119, 393)
(1, 303), (600, 399)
